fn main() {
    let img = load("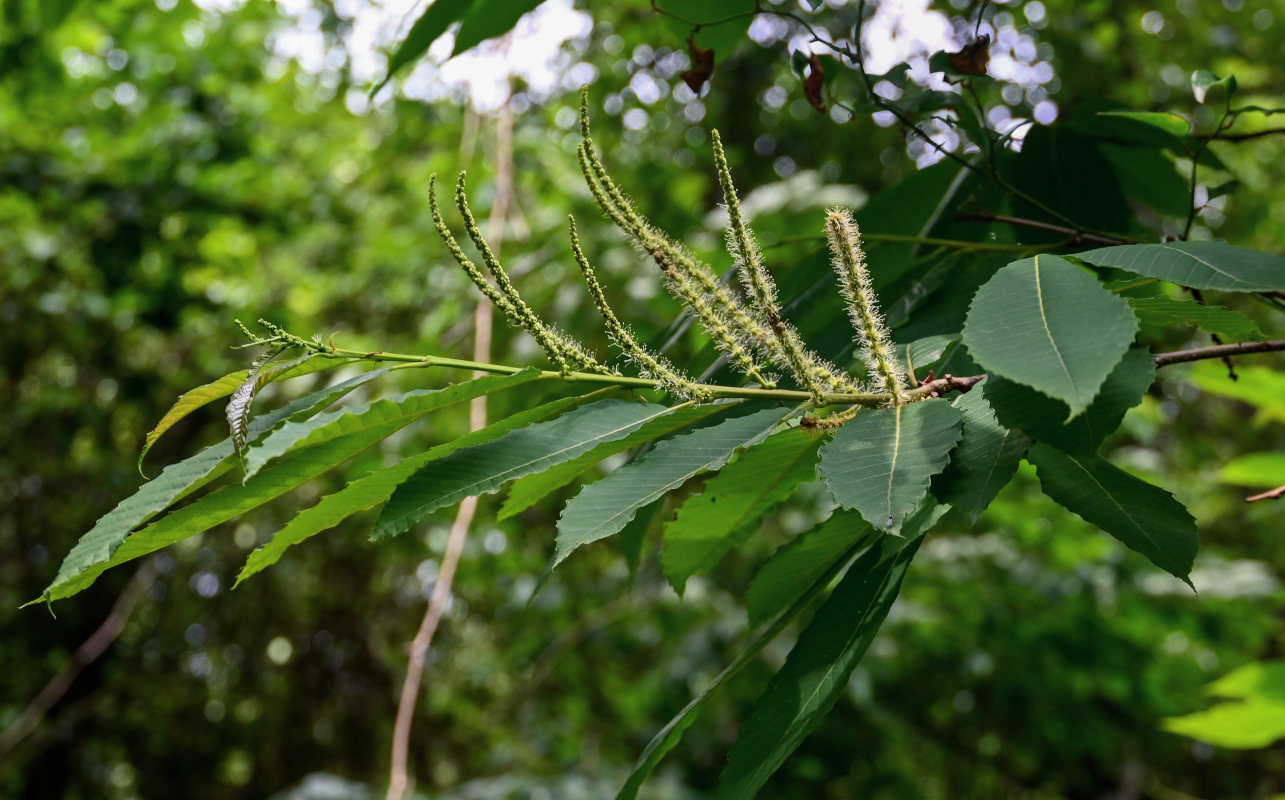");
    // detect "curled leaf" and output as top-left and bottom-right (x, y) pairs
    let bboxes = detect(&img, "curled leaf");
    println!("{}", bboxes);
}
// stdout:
(803, 53), (826, 114)
(681, 35), (715, 93)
